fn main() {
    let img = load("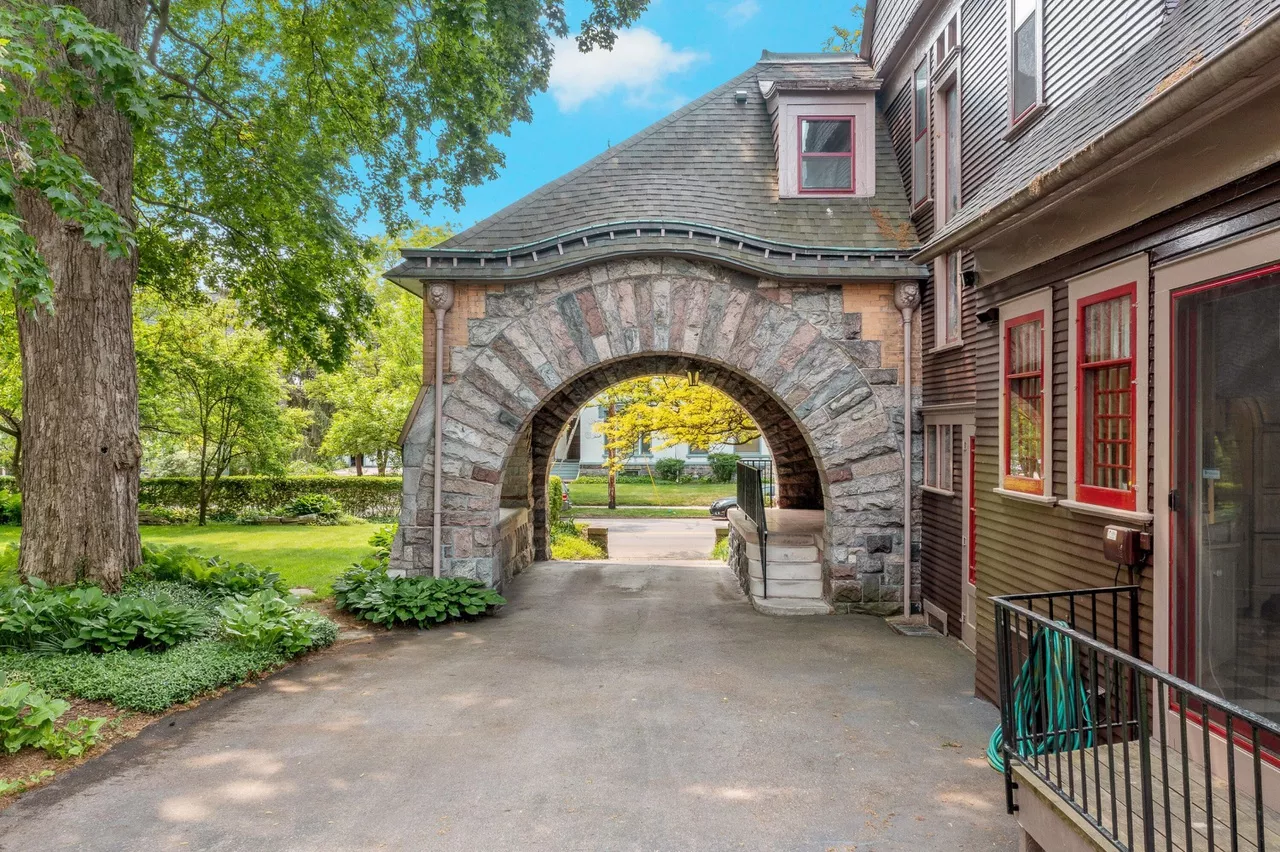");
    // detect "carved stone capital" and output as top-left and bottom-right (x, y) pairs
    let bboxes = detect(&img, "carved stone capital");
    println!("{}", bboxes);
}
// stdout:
(425, 282), (456, 313)
(893, 280), (922, 312)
